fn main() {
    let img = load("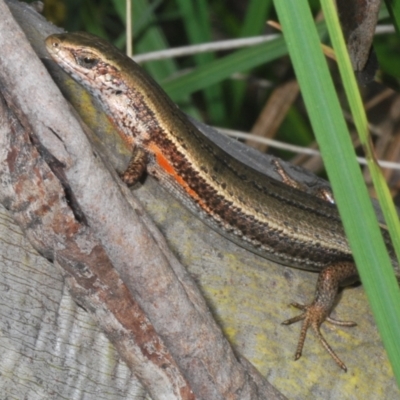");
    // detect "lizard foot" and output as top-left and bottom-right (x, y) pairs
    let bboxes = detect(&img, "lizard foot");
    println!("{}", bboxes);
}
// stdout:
(282, 301), (357, 371)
